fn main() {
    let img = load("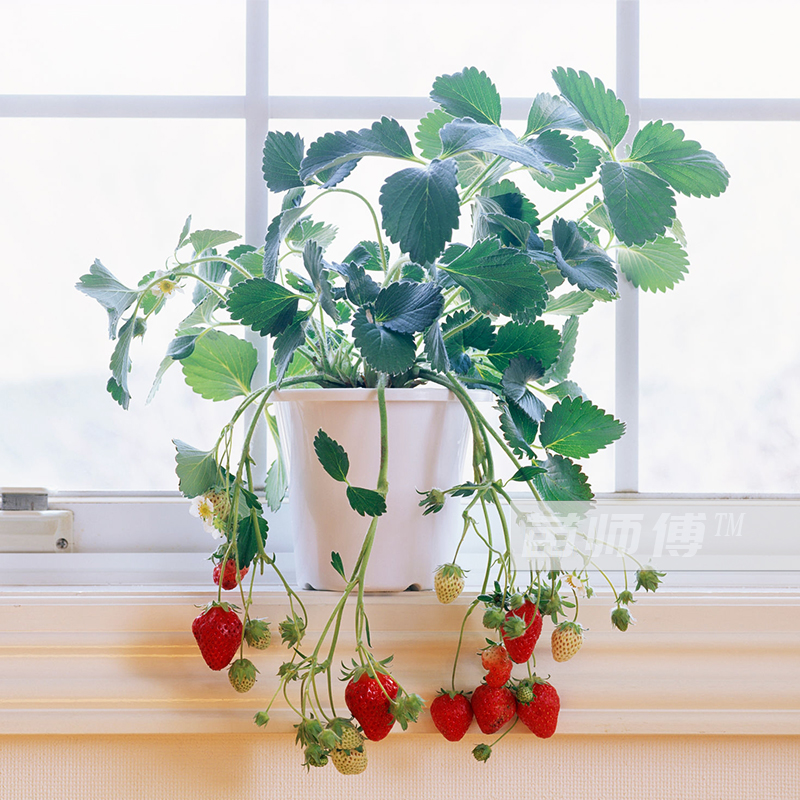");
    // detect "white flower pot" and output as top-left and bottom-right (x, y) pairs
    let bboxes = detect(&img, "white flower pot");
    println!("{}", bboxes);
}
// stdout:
(272, 386), (474, 591)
